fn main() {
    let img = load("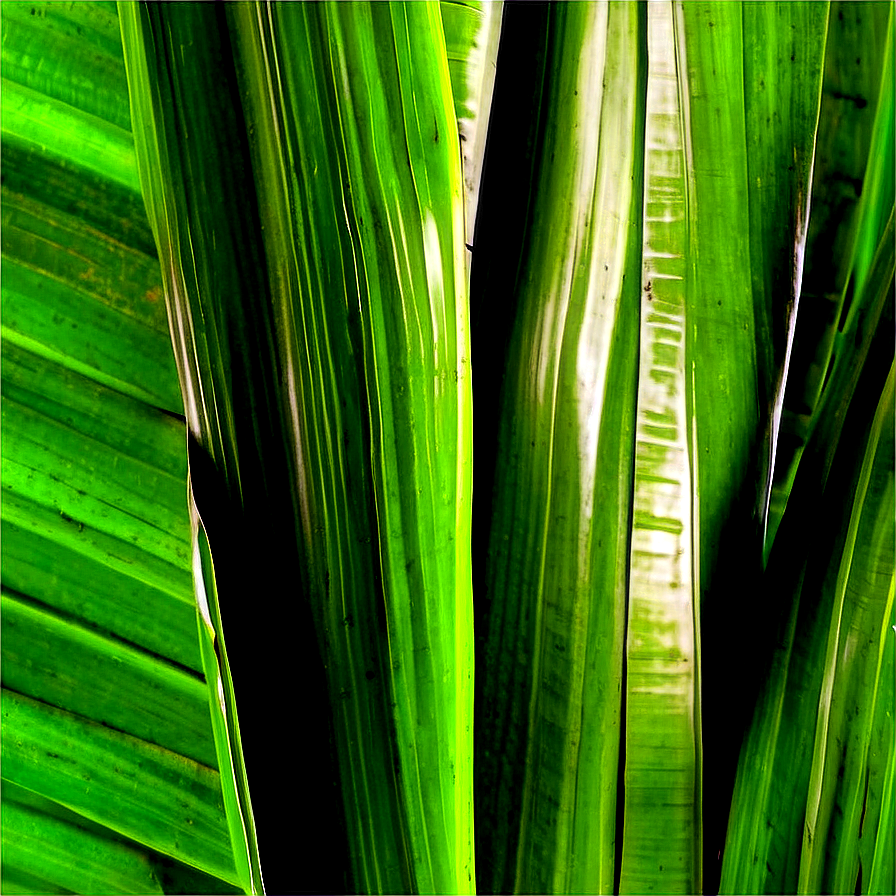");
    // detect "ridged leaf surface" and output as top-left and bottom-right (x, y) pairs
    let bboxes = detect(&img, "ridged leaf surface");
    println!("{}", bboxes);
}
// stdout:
(1, 4), (240, 892)
(120, 3), (475, 891)
(476, 5), (645, 892)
